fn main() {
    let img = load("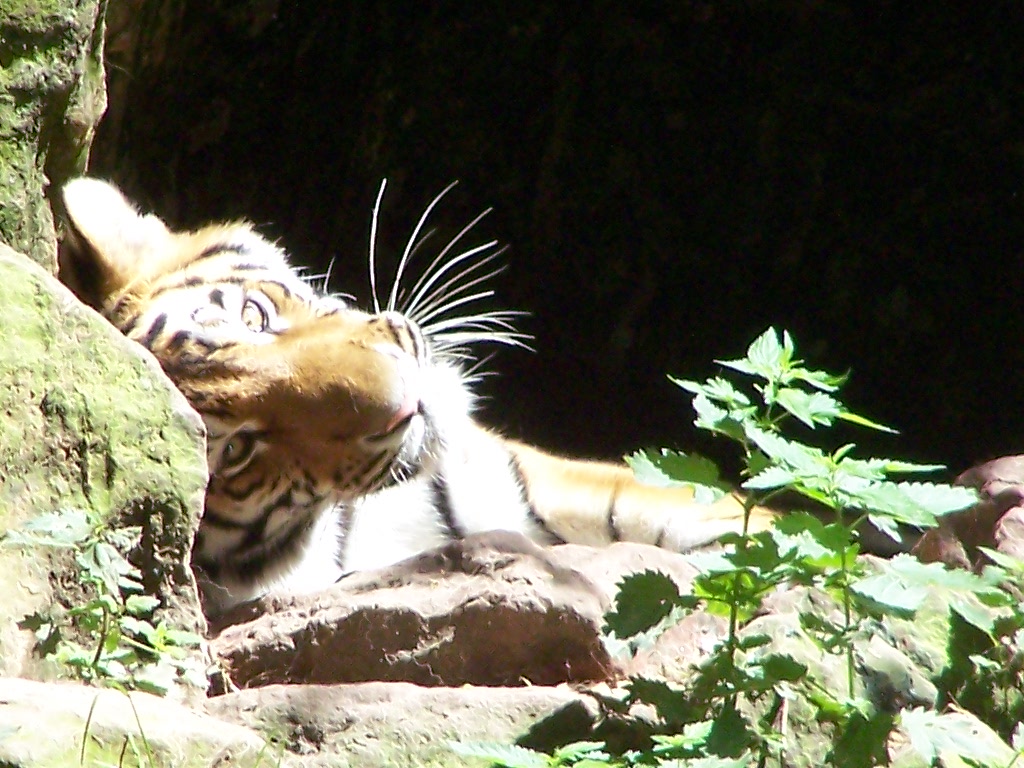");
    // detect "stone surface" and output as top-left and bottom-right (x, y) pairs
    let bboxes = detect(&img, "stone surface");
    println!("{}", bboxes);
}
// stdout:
(0, 677), (267, 767)
(208, 681), (597, 768)
(0, 246), (208, 688)
(0, 0), (107, 268)
(211, 533), (700, 690)
(914, 455), (1024, 570)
